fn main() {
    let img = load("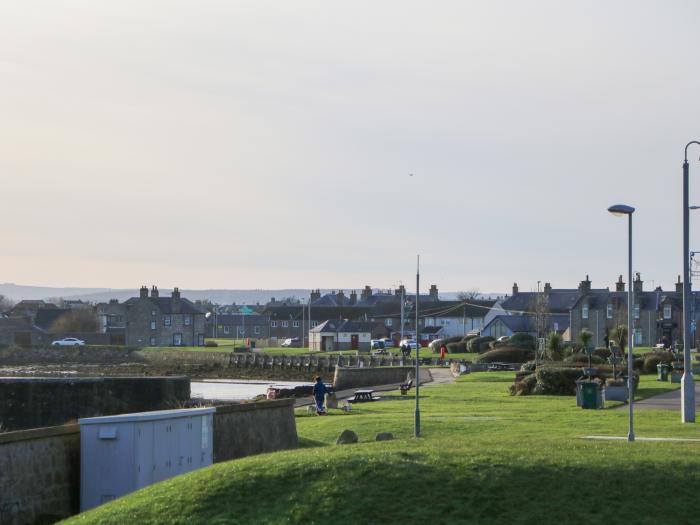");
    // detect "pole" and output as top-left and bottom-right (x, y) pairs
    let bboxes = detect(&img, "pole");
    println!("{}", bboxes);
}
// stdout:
(627, 213), (635, 441)
(682, 143), (698, 423)
(302, 300), (305, 349)
(415, 254), (421, 438)
(400, 286), (405, 343)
